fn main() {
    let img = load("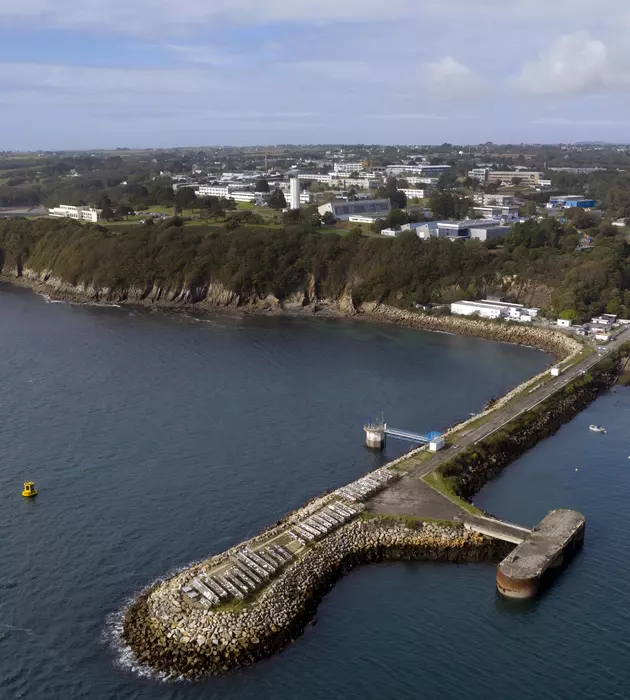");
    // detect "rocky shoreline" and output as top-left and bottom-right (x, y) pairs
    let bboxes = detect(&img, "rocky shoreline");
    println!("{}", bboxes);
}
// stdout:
(2, 268), (581, 362)
(122, 518), (512, 679)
